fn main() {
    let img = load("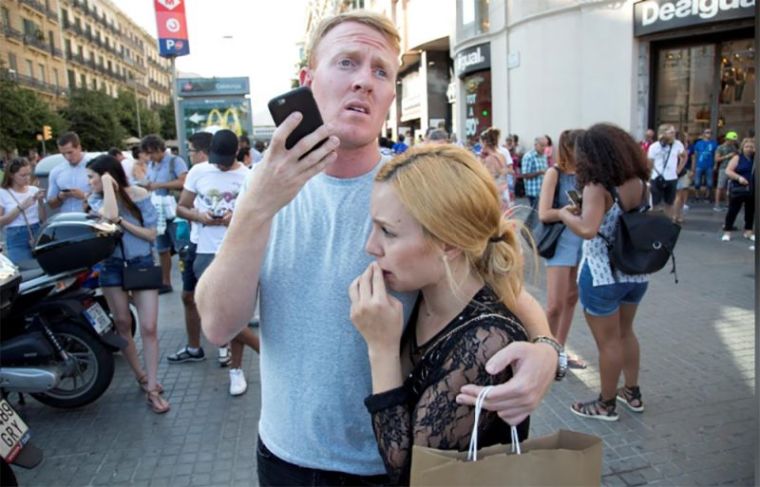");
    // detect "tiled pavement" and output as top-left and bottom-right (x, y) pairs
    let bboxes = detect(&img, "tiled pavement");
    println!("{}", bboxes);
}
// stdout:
(11, 201), (756, 486)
